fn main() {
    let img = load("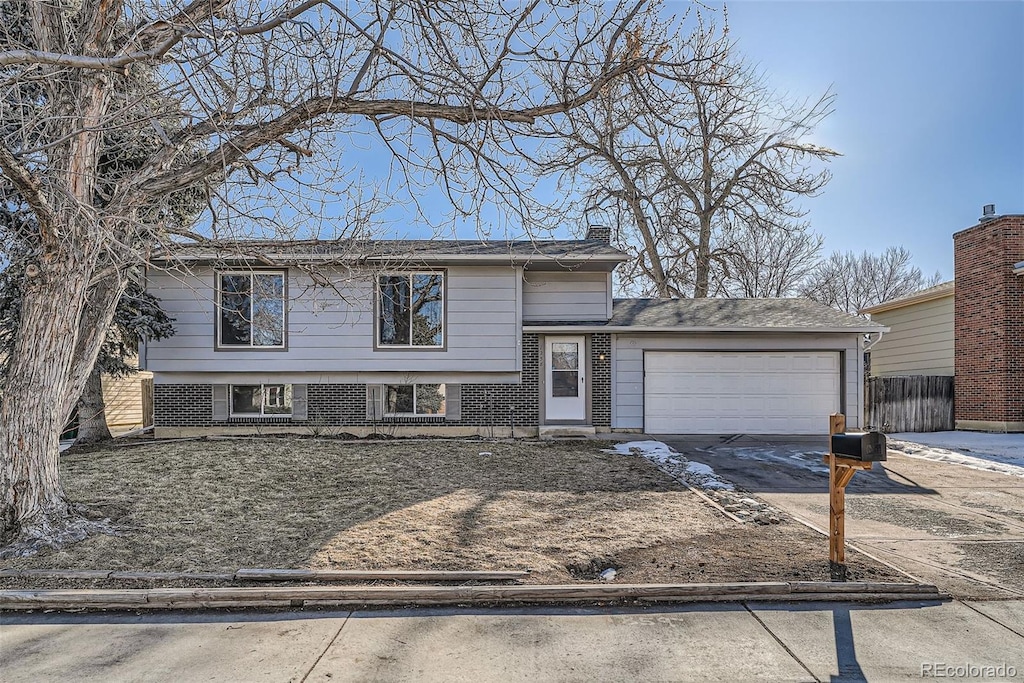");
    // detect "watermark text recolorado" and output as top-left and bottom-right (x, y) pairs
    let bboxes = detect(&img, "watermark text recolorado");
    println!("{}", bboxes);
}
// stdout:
(921, 662), (1017, 678)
